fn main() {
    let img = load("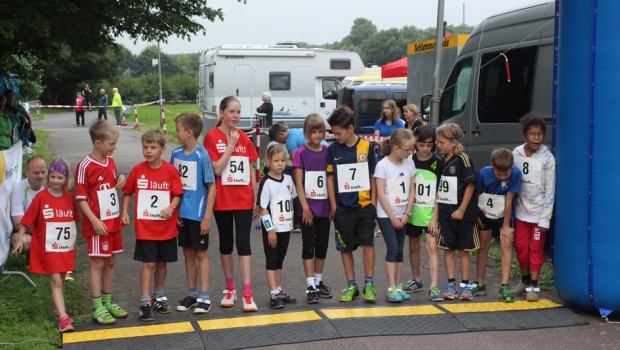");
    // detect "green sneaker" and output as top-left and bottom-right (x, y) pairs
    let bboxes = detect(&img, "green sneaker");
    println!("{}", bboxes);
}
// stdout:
(471, 282), (487, 296)
(104, 301), (128, 319)
(363, 282), (377, 303)
(499, 284), (514, 303)
(92, 306), (116, 325)
(429, 286), (444, 302)
(339, 284), (360, 302)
